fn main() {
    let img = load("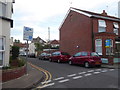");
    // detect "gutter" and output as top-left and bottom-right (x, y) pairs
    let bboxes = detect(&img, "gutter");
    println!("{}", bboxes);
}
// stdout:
(0, 16), (13, 28)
